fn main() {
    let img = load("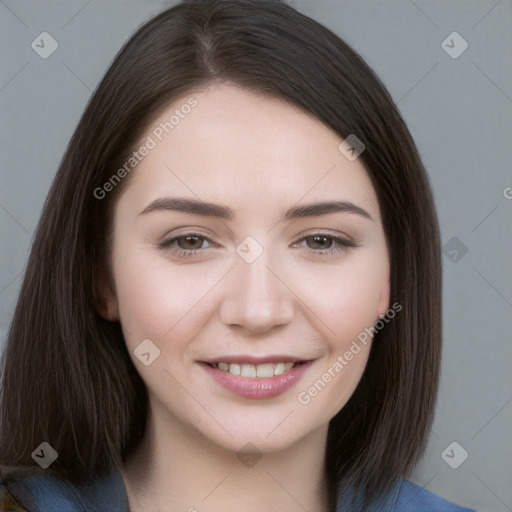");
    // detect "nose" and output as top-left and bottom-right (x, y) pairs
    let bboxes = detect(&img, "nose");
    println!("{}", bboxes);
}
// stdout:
(219, 249), (295, 334)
